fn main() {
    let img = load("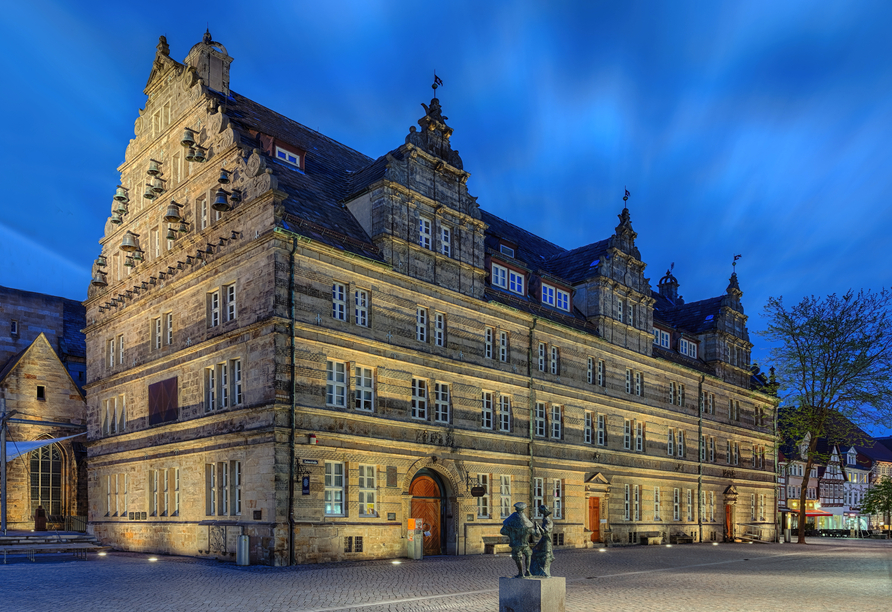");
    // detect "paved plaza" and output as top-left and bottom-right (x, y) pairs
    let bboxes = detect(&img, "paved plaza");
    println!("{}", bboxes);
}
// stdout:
(2, 539), (890, 611)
